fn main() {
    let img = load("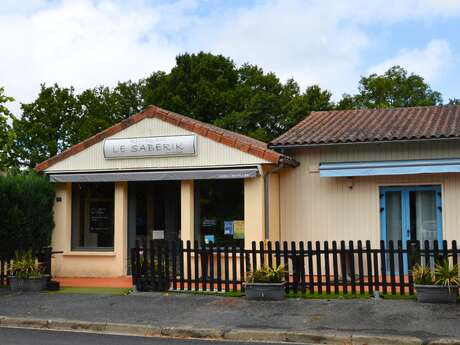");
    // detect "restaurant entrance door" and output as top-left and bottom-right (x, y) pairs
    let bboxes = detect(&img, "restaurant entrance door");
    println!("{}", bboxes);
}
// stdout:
(127, 181), (181, 273)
